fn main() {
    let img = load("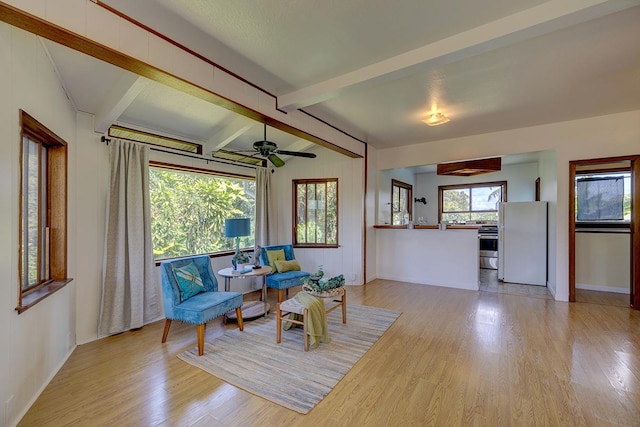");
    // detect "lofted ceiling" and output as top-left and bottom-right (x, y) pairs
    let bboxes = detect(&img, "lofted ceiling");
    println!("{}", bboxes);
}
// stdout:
(41, 0), (640, 160)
